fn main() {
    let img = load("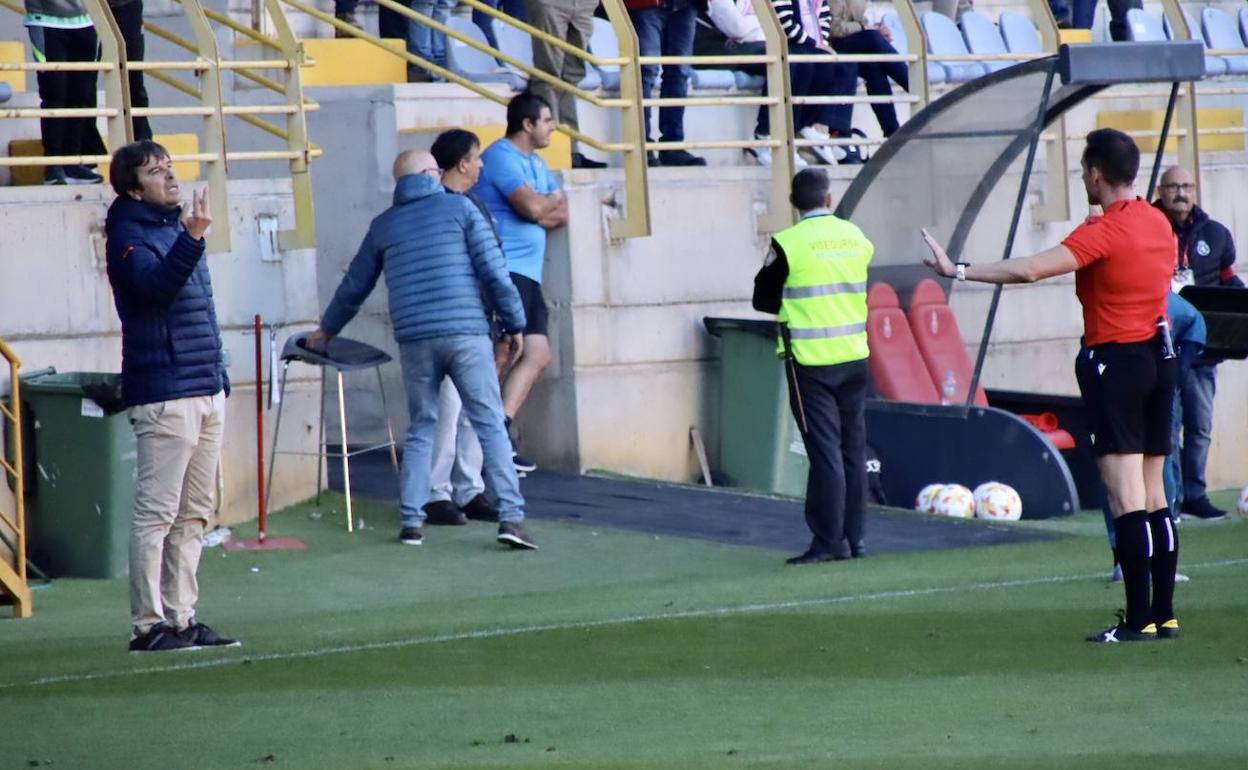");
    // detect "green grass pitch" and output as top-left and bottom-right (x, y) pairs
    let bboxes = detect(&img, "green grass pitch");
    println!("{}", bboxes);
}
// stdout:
(3, 490), (1247, 769)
